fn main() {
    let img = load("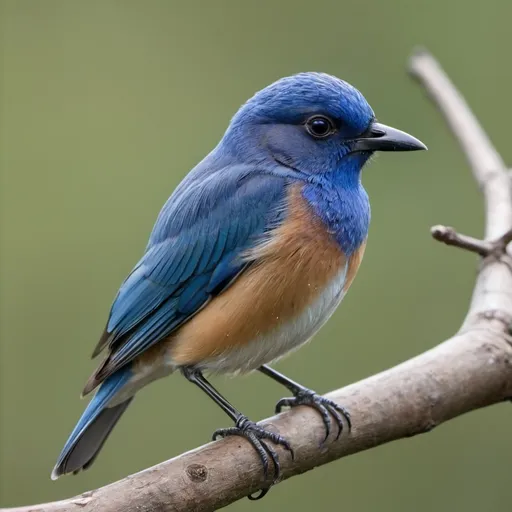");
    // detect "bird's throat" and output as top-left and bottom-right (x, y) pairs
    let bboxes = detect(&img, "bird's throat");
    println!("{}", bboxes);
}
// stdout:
(301, 163), (371, 255)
